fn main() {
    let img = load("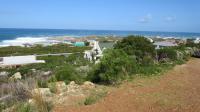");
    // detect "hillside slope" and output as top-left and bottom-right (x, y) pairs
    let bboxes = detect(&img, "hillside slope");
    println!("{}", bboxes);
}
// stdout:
(54, 58), (200, 112)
